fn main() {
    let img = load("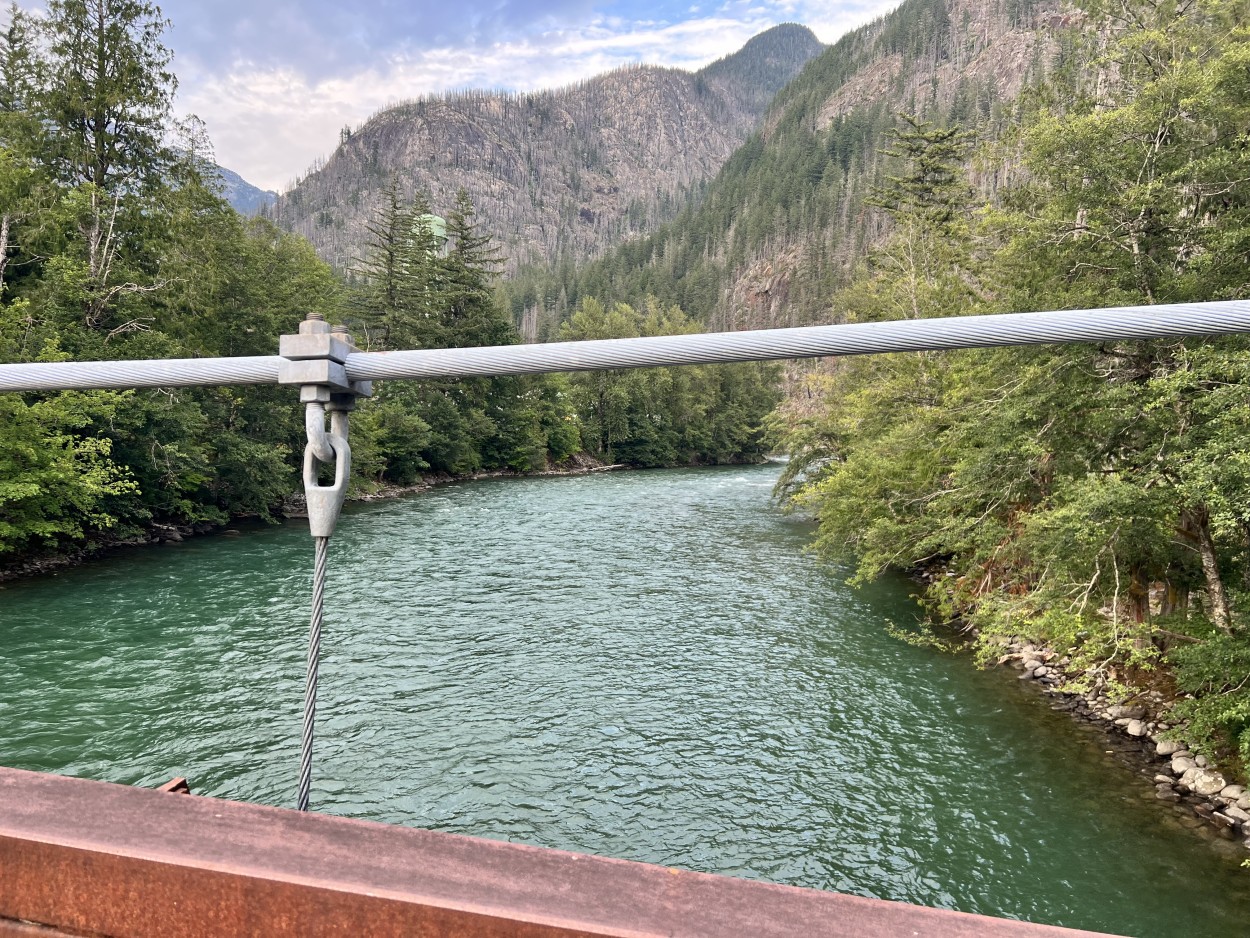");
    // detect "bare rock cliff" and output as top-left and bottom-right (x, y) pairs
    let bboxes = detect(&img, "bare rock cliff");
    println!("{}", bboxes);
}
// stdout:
(268, 24), (825, 274)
